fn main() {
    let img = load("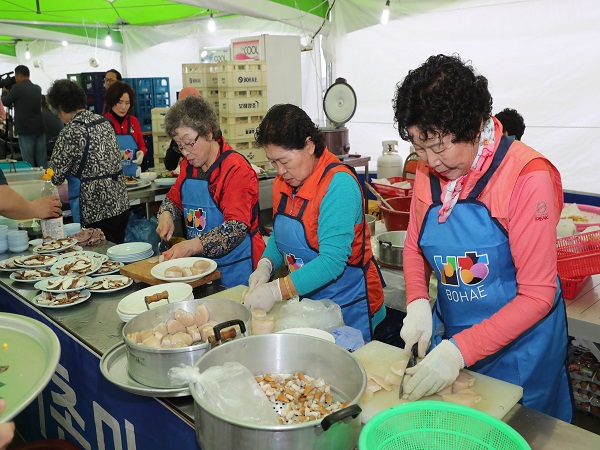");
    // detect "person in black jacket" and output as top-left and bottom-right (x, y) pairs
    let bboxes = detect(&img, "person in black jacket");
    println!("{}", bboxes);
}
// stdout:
(163, 86), (201, 171)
